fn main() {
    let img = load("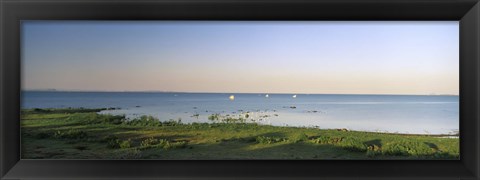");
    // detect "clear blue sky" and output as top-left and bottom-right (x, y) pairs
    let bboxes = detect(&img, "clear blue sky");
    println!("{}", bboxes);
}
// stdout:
(22, 21), (459, 95)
